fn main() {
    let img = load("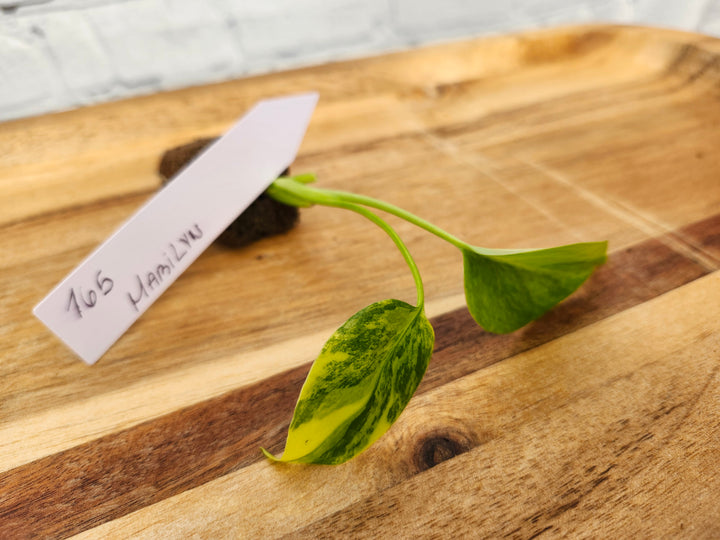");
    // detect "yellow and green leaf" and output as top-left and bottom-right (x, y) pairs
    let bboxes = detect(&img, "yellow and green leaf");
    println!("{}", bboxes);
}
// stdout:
(263, 299), (434, 465)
